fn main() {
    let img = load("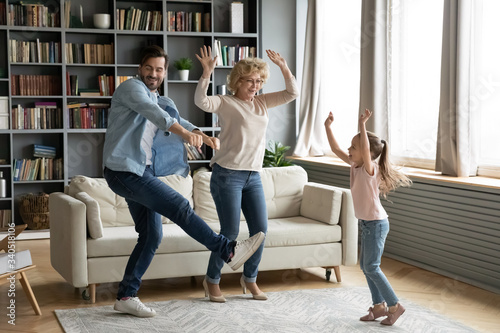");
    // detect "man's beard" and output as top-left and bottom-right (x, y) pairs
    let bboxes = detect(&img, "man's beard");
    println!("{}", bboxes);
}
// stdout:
(141, 75), (162, 90)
